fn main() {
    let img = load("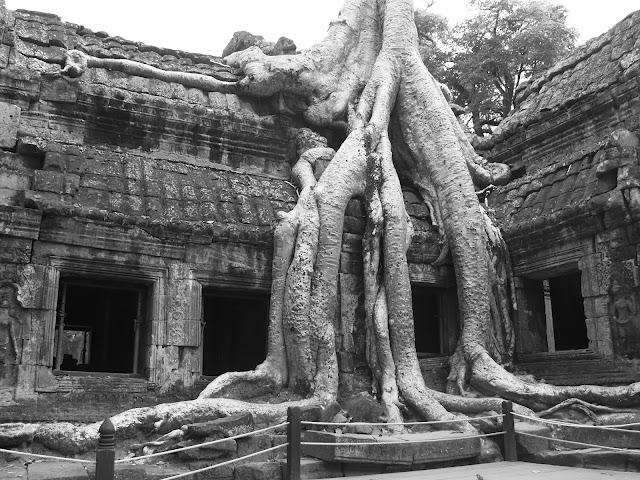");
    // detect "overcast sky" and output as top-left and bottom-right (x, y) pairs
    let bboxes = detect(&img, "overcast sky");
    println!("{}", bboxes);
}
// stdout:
(5, 0), (639, 57)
